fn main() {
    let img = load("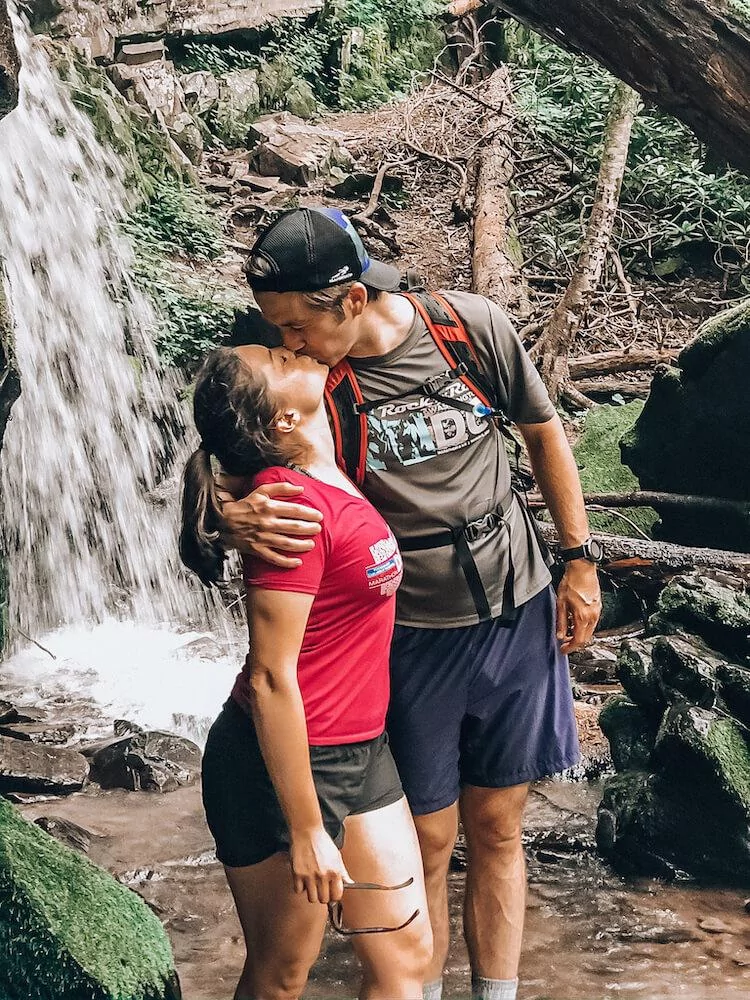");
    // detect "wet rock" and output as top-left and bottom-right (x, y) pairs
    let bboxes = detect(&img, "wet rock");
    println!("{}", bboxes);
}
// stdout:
(570, 644), (618, 684)
(248, 112), (353, 186)
(0, 721), (76, 744)
(0, 797), (181, 999)
(651, 634), (722, 708)
(652, 704), (750, 819)
(113, 719), (143, 737)
(598, 694), (658, 772)
(34, 815), (93, 853)
(215, 69), (260, 147)
(88, 731), (201, 793)
(0, 700), (16, 724)
(717, 661), (750, 729)
(651, 575), (750, 659)
(596, 770), (750, 882)
(616, 637), (663, 714)
(0, 734), (89, 794)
